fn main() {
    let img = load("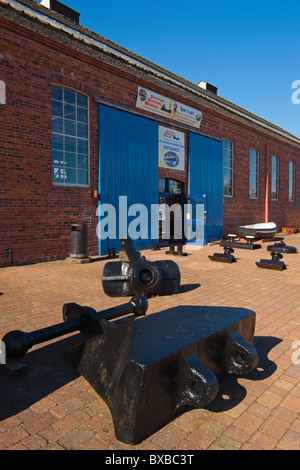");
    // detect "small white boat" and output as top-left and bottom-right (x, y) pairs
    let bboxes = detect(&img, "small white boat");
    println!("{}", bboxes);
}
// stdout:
(238, 222), (277, 239)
